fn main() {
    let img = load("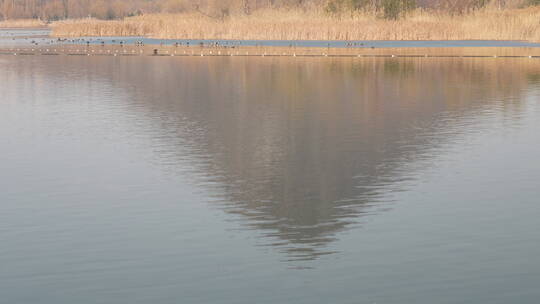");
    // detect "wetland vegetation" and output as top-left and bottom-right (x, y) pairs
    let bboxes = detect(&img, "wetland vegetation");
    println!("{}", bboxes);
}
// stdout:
(1, 0), (539, 40)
